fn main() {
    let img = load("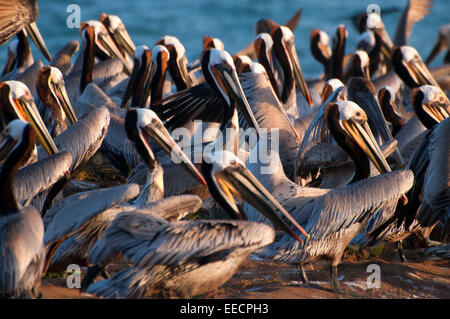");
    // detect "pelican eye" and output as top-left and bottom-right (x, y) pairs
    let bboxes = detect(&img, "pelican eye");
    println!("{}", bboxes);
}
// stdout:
(355, 112), (361, 117)
(439, 96), (444, 103)
(151, 118), (158, 125)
